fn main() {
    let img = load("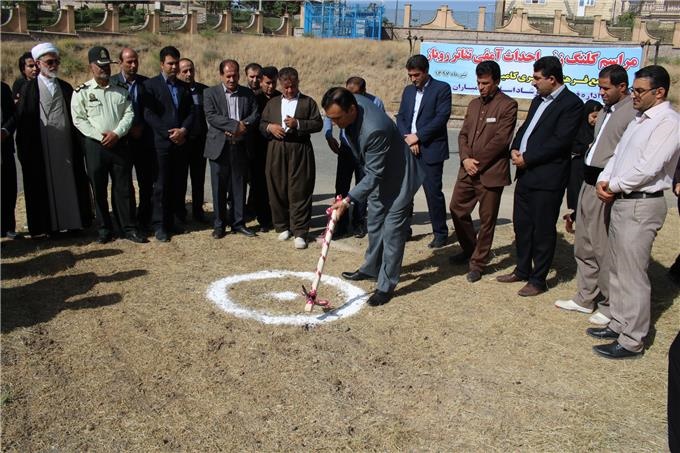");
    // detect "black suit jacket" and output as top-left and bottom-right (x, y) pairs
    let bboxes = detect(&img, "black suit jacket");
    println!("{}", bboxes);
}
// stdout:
(511, 86), (583, 191)
(2, 82), (16, 155)
(142, 74), (196, 149)
(111, 72), (149, 129)
(188, 82), (209, 139)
